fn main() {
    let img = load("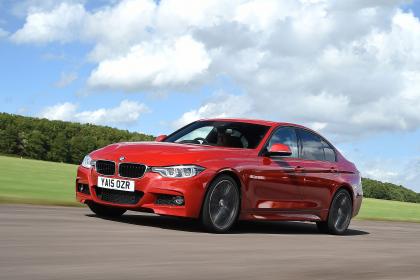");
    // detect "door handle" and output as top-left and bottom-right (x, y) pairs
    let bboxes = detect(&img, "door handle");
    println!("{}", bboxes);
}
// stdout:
(294, 166), (304, 173)
(329, 167), (338, 173)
